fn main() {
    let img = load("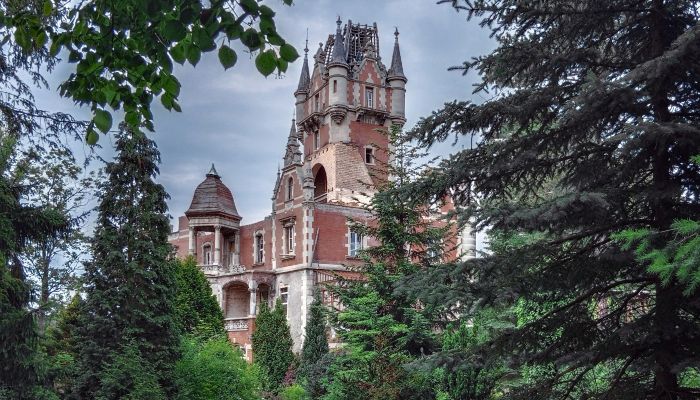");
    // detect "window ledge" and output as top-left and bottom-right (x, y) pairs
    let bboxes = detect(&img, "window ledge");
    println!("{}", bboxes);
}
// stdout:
(252, 262), (264, 267)
(281, 254), (295, 260)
